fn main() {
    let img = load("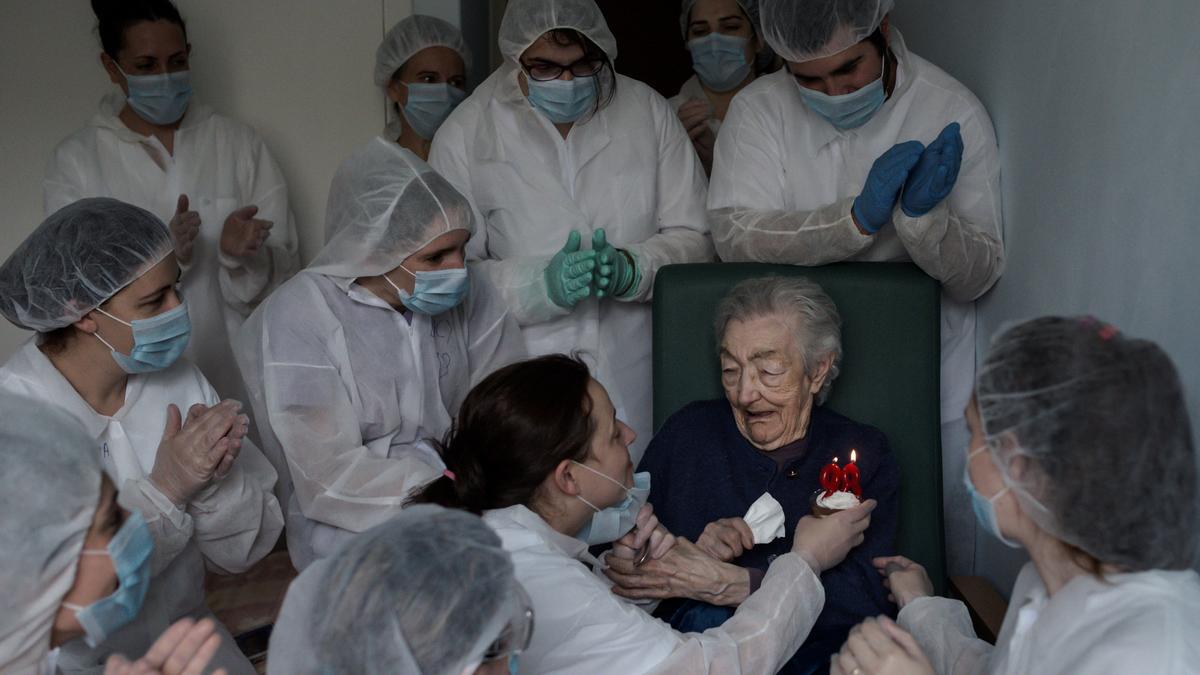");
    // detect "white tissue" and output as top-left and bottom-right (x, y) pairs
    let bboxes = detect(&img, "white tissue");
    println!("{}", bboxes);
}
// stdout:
(743, 492), (786, 544)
